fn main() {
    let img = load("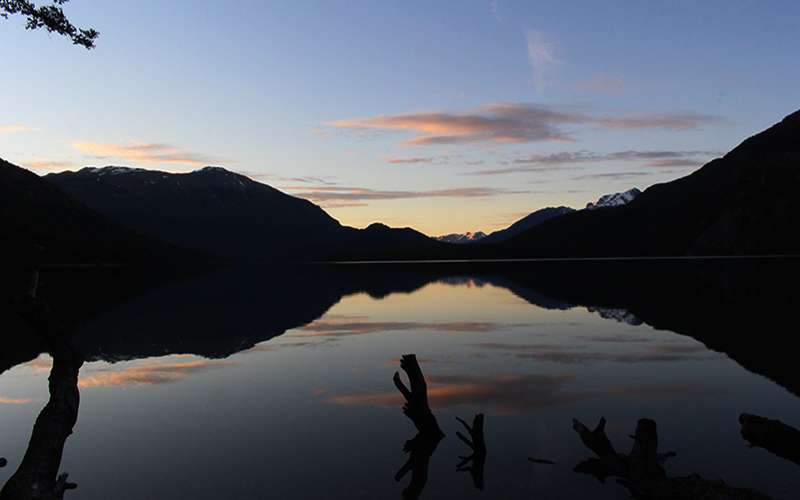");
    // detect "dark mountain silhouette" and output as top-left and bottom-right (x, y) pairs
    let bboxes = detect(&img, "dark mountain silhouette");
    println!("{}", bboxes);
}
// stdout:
(480, 206), (575, 244)
(0, 158), (181, 265)
(496, 110), (800, 257)
(46, 166), (441, 260)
